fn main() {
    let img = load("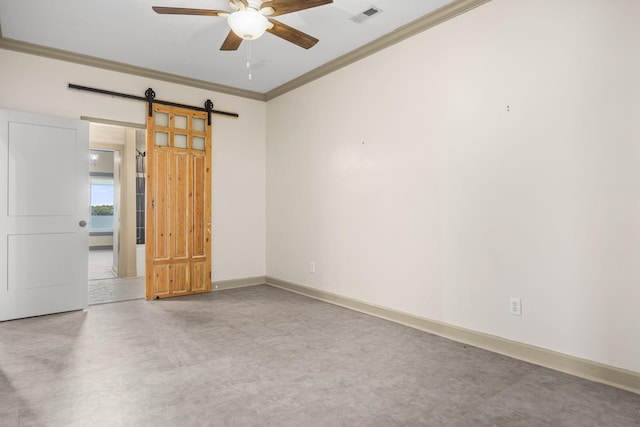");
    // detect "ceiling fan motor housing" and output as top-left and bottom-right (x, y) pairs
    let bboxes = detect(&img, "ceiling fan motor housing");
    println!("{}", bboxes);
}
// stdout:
(228, 9), (269, 40)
